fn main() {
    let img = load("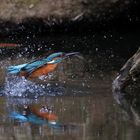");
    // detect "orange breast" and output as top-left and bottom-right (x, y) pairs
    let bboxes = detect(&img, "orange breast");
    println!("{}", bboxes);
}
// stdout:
(28, 63), (58, 78)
